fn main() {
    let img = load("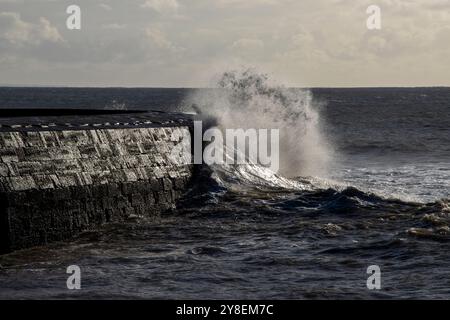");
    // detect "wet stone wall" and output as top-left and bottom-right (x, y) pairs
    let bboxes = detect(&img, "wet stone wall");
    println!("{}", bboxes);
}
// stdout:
(0, 126), (193, 253)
